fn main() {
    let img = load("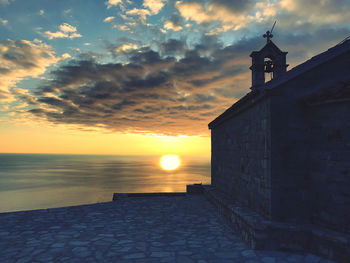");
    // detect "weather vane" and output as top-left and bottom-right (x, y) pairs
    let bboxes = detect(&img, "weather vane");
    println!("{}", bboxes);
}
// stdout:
(263, 21), (276, 43)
